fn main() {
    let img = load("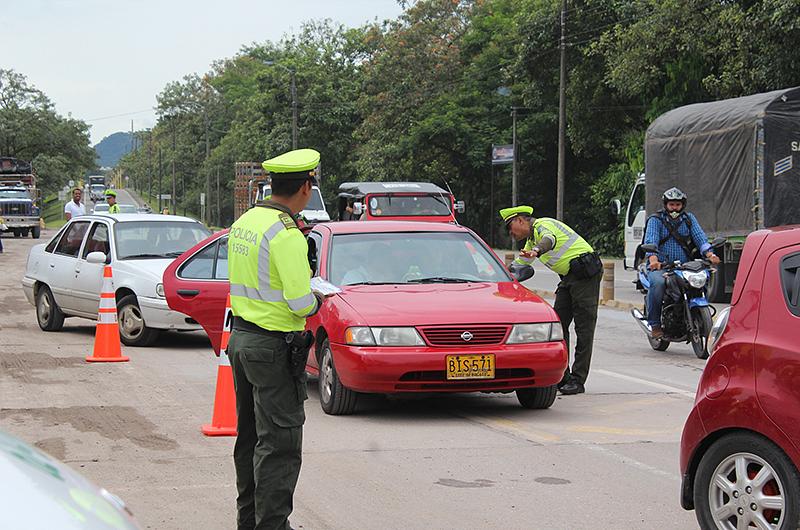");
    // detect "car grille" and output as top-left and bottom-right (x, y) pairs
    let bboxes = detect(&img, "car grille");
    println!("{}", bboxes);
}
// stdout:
(1, 202), (31, 215)
(419, 325), (510, 346)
